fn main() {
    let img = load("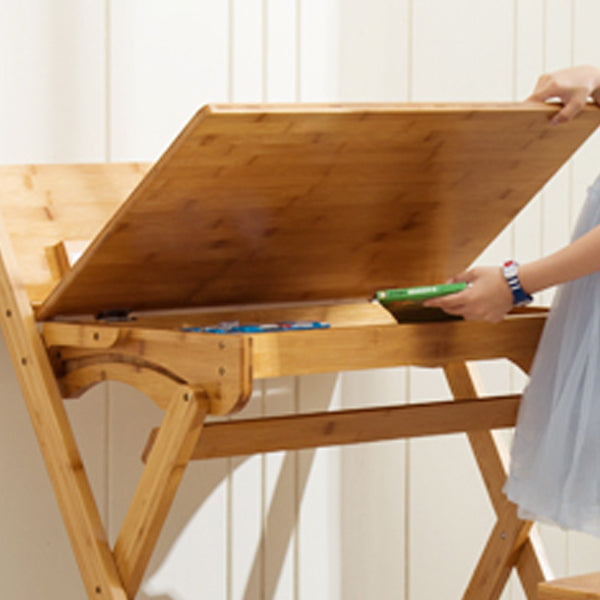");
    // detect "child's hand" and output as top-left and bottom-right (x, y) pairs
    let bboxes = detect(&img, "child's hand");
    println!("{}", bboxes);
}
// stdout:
(527, 65), (600, 124)
(424, 267), (513, 323)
